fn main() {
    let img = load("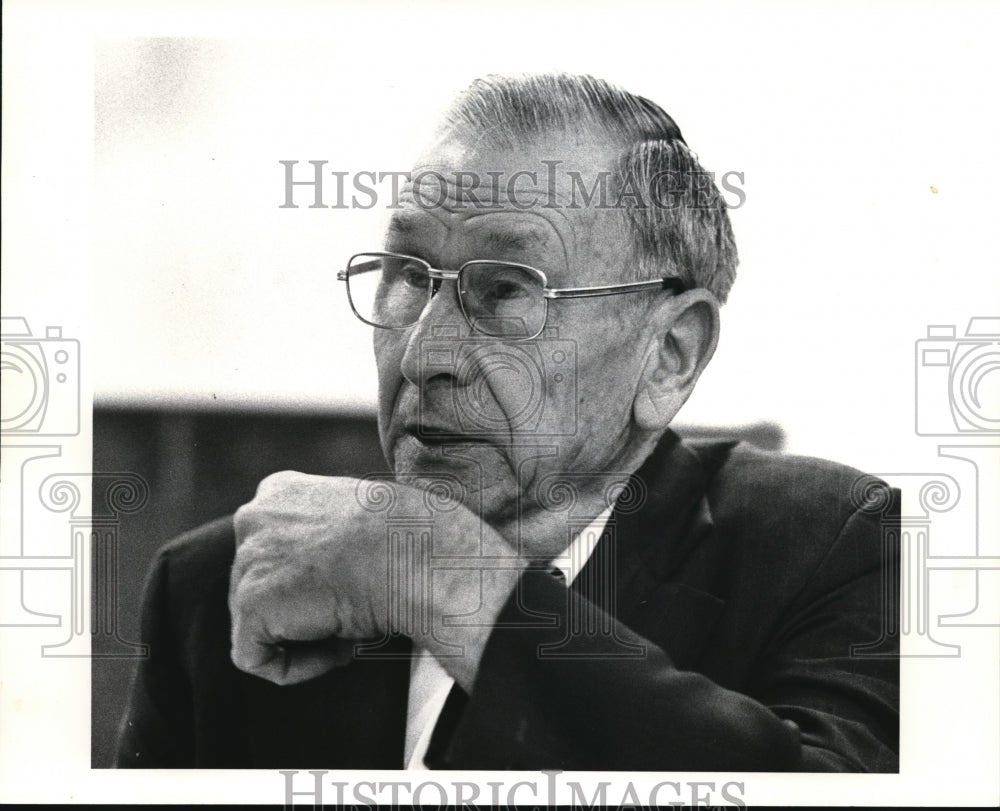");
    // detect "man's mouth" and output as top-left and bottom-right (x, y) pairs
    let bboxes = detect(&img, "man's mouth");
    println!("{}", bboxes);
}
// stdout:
(405, 423), (494, 444)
